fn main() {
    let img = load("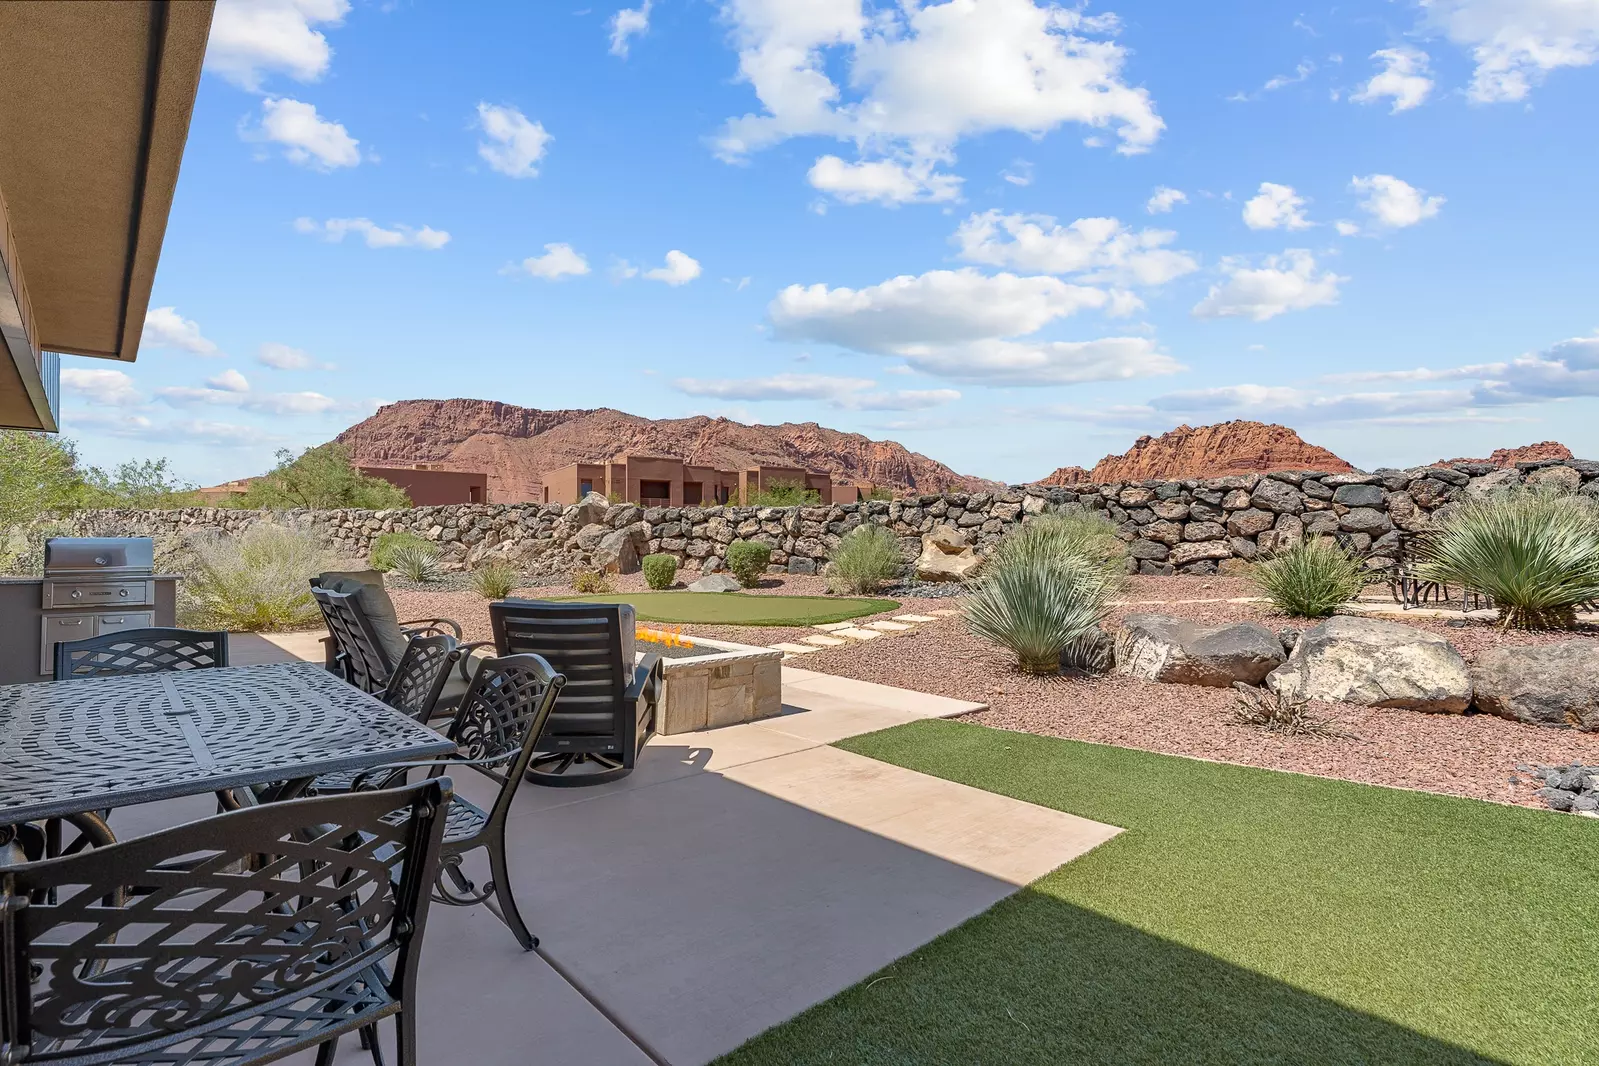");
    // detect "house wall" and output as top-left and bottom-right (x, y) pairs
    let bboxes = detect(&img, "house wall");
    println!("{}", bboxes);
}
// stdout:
(357, 466), (488, 505)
